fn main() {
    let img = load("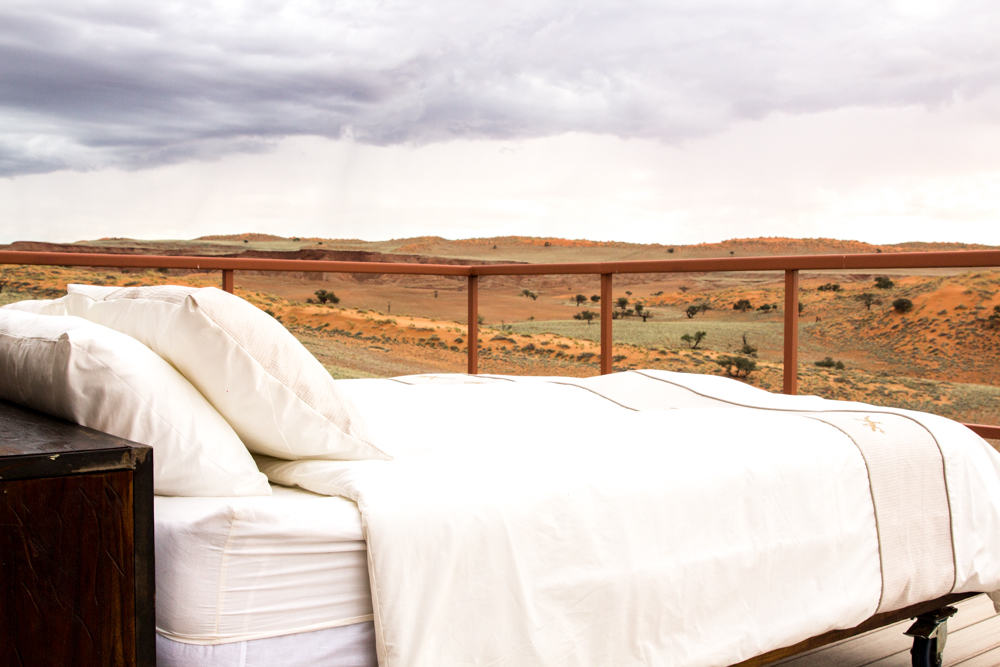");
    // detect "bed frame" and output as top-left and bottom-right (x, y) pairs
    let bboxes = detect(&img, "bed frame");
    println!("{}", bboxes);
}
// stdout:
(735, 592), (974, 667)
